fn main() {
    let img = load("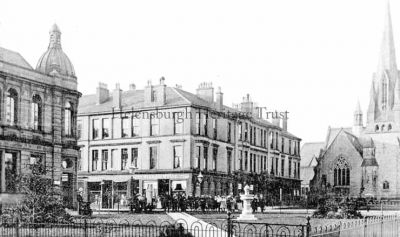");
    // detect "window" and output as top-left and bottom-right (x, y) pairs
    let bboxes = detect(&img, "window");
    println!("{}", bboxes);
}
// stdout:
(30, 153), (45, 174)
(244, 151), (248, 171)
(270, 132), (274, 149)
(212, 118), (217, 139)
(78, 149), (82, 171)
(173, 146), (182, 169)
(271, 157), (275, 175)
(131, 118), (140, 137)
(102, 118), (110, 138)
(253, 154), (256, 172)
(238, 122), (242, 141)
(64, 102), (73, 136)
(121, 149), (128, 170)
(77, 122), (82, 140)
(275, 132), (279, 150)
(194, 146), (201, 168)
(150, 116), (159, 136)
(333, 156), (350, 186)
(244, 123), (248, 141)
(250, 126), (253, 144)
(149, 147), (157, 169)
(173, 112), (183, 134)
(131, 148), (138, 168)
(281, 159), (285, 176)
(101, 150), (108, 170)
(203, 146), (208, 170)
(289, 159), (292, 177)
(113, 118), (120, 138)
(6, 88), (18, 125)
(195, 112), (201, 135)
(298, 162), (300, 178)
(281, 138), (284, 152)
(375, 125), (379, 132)
(275, 157), (279, 175)
(383, 181), (390, 189)
(212, 147), (218, 171)
(122, 118), (130, 137)
(382, 77), (388, 110)
(239, 150), (243, 171)
(227, 122), (232, 143)
(249, 154), (253, 172)
(4, 152), (18, 193)
(111, 149), (117, 169)
(388, 124), (392, 131)
(263, 130), (267, 147)
(227, 150), (232, 174)
(92, 119), (100, 139)
(263, 156), (267, 171)
(31, 94), (42, 130)
(202, 113), (208, 136)
(289, 140), (292, 155)
(92, 150), (98, 171)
